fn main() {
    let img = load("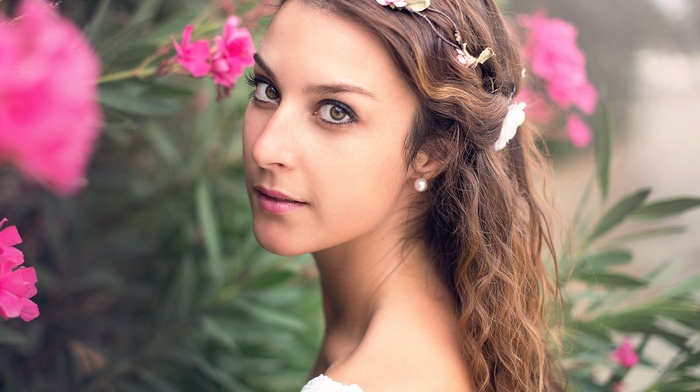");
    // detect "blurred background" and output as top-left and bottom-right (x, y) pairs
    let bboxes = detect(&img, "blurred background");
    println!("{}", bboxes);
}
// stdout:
(1, 0), (698, 391)
(509, 0), (700, 276)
